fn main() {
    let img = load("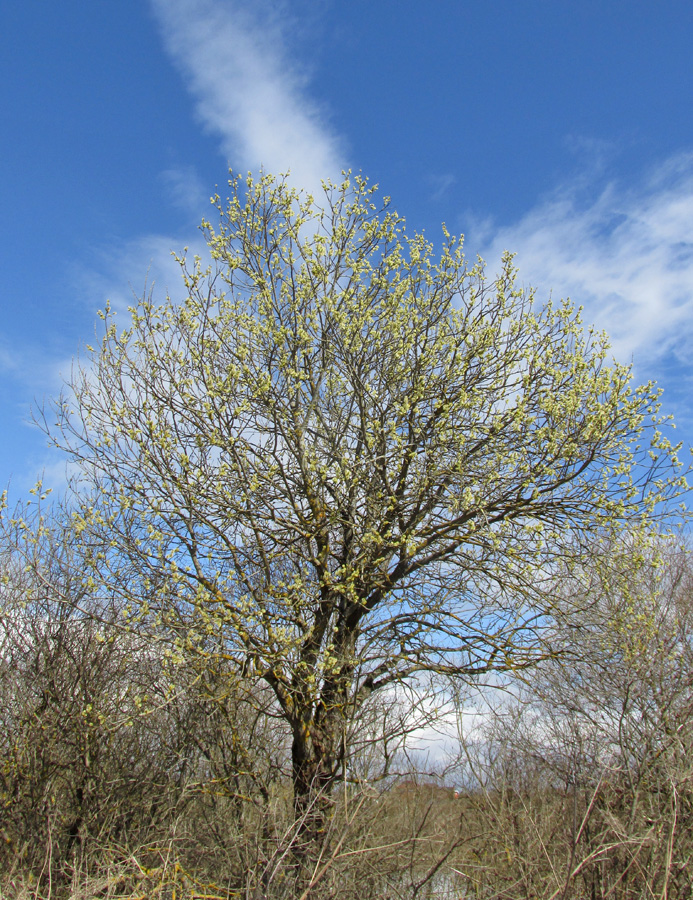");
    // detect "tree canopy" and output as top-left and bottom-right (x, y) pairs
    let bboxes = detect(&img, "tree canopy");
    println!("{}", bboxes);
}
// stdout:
(47, 172), (686, 823)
